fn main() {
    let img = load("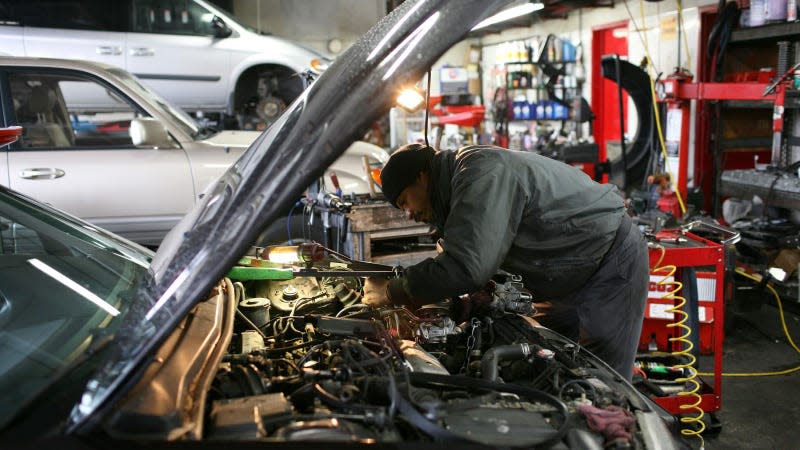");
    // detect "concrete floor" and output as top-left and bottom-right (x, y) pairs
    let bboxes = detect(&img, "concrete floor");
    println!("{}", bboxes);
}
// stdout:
(697, 300), (800, 449)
